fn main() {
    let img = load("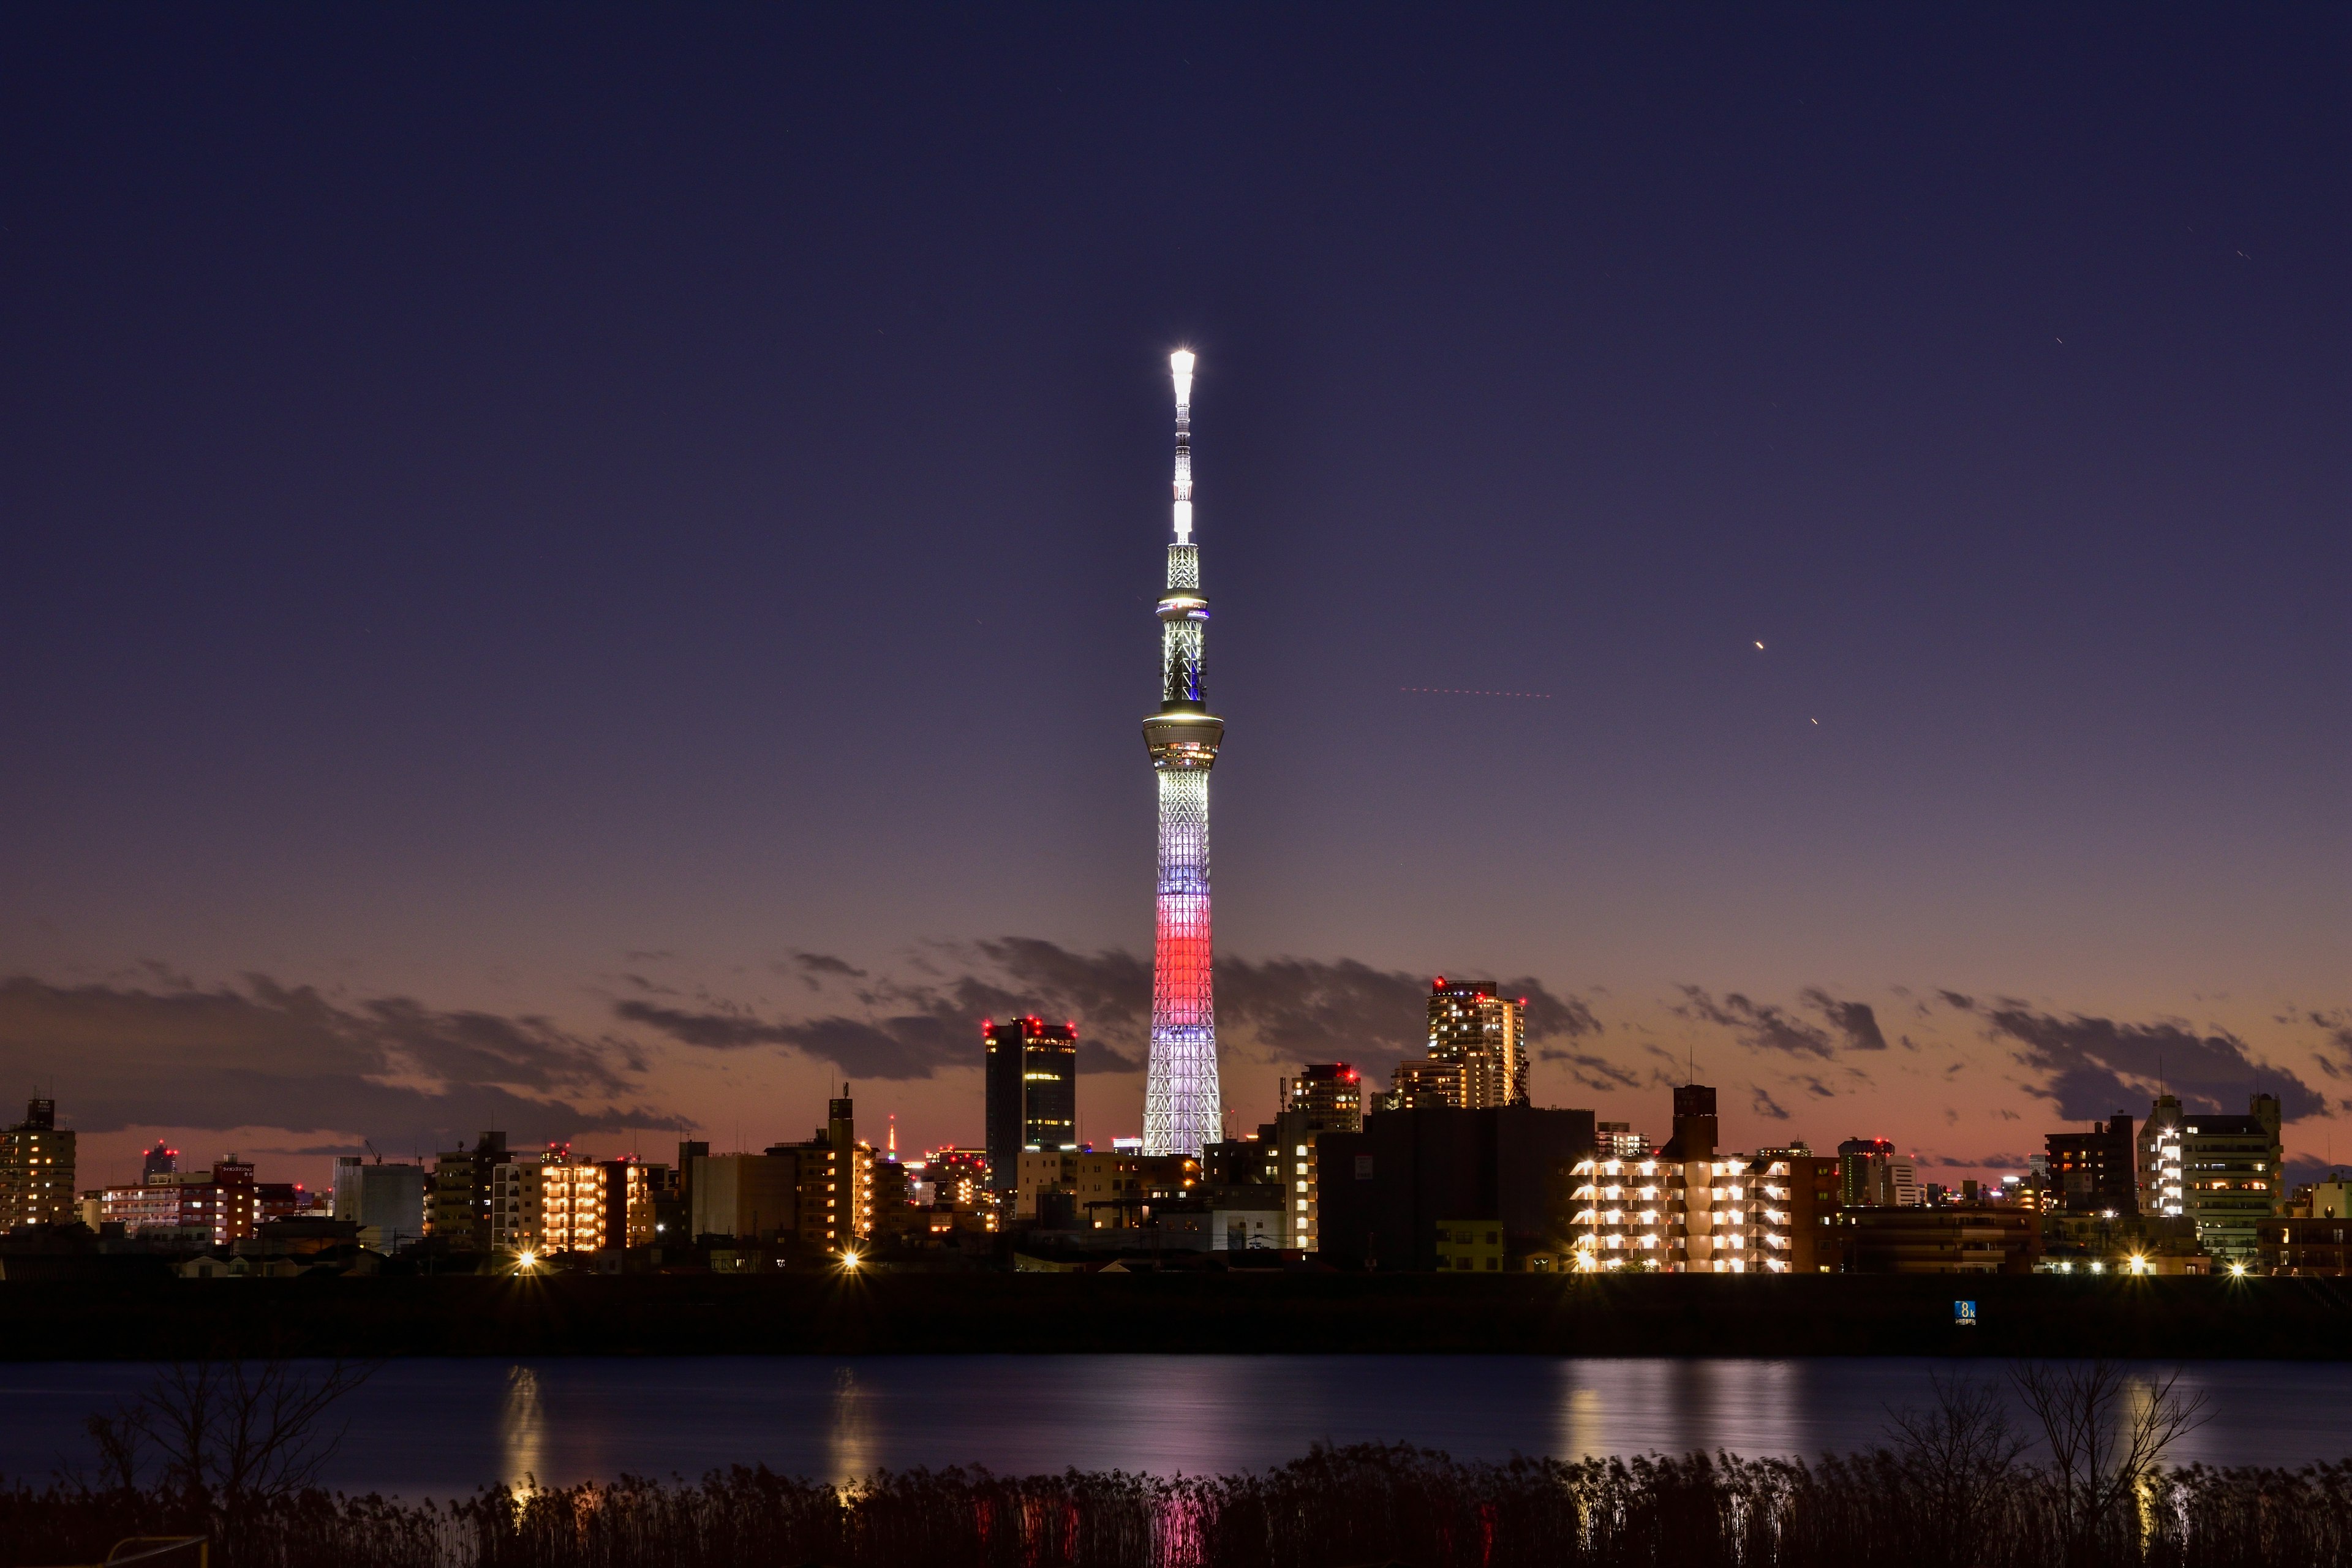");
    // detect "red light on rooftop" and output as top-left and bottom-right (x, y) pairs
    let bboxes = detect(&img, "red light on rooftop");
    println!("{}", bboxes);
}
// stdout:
(1433, 976), (1445, 987)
